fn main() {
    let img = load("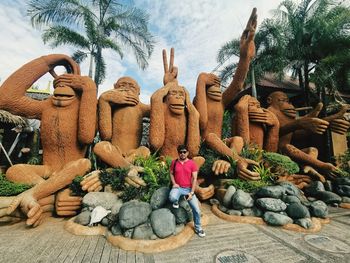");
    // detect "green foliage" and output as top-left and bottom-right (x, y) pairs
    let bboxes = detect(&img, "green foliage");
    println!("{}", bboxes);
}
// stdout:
(262, 152), (299, 175)
(69, 176), (87, 197)
(225, 178), (271, 193)
(336, 149), (350, 176)
(222, 110), (232, 139)
(252, 163), (276, 181)
(240, 144), (263, 162)
(0, 174), (32, 196)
